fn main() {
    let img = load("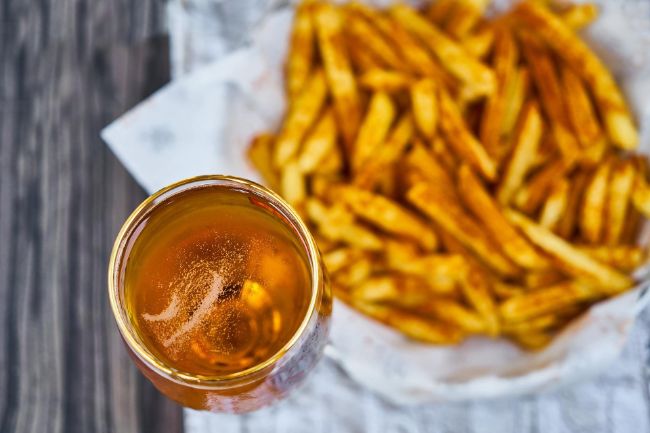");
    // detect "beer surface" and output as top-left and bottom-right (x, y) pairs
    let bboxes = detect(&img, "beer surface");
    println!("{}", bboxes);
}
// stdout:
(124, 186), (311, 376)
